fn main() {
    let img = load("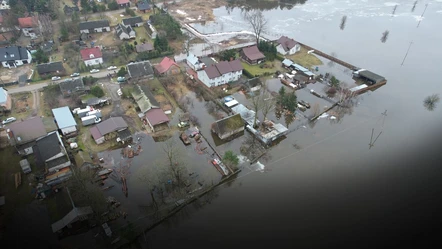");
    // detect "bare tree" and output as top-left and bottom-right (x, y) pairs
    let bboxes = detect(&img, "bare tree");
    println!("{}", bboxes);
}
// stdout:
(411, 1), (418, 12)
(162, 139), (188, 188)
(340, 15), (347, 30)
(250, 90), (263, 128)
(381, 30), (389, 43)
(260, 90), (276, 130)
(243, 10), (268, 45)
(37, 14), (54, 41)
(423, 94), (440, 111)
